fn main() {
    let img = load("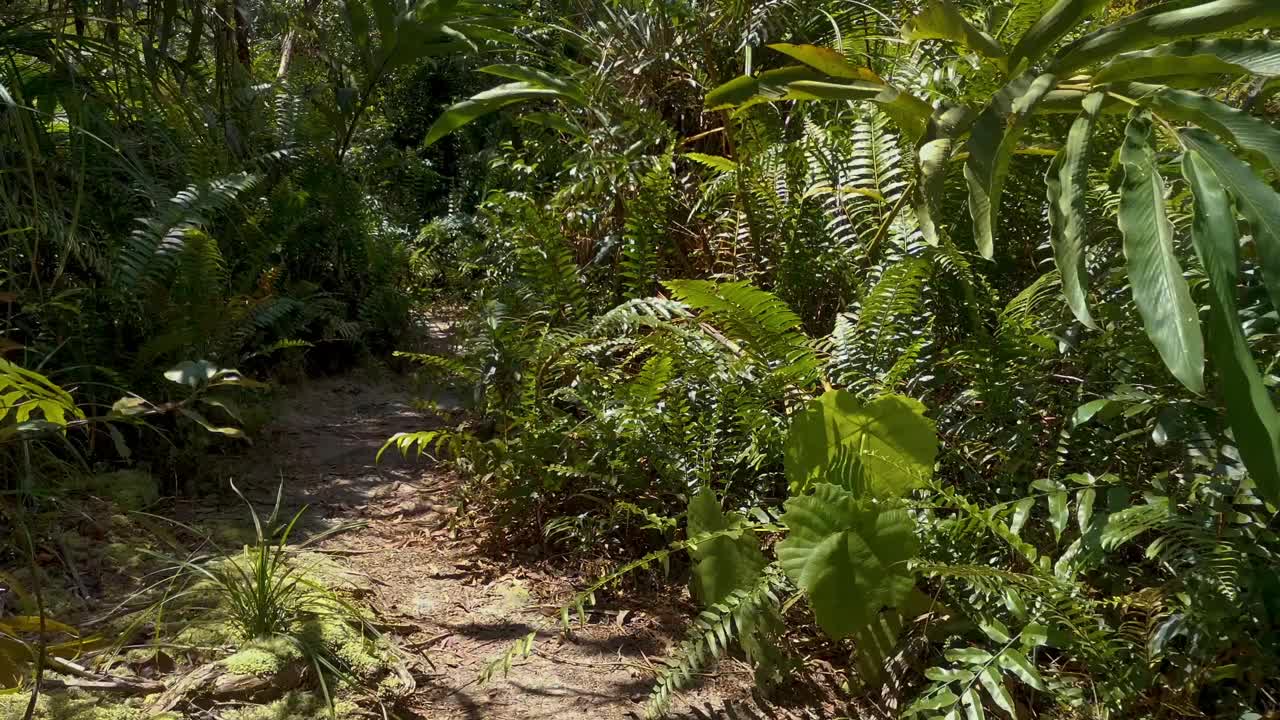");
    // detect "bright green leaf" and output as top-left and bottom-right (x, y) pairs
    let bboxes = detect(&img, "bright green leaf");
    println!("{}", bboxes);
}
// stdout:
(784, 390), (938, 497)
(1007, 0), (1110, 72)
(1093, 38), (1280, 83)
(683, 153), (738, 173)
(1053, 0), (1280, 74)
(1046, 92), (1104, 328)
(962, 686), (986, 720)
(766, 44), (883, 81)
(979, 666), (1016, 715)
(1048, 490), (1069, 542)
(998, 648), (1049, 691)
(1180, 128), (1280, 315)
(1183, 144), (1280, 506)
(1129, 84), (1280, 174)
(979, 618), (1012, 643)
(423, 83), (581, 147)
(777, 484), (917, 639)
(965, 73), (1058, 258)
(1117, 112), (1204, 394)
(1077, 487), (1096, 533)
(945, 647), (994, 664)
(687, 489), (767, 606)
(905, 0), (1007, 65)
